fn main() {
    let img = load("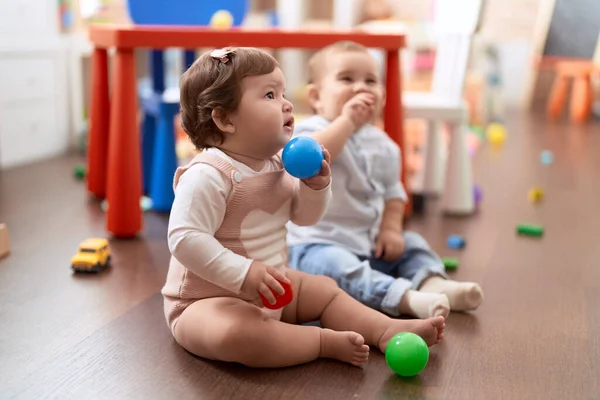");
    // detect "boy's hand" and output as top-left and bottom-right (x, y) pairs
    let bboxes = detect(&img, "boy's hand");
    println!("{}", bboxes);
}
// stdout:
(342, 93), (376, 130)
(301, 146), (331, 191)
(375, 230), (406, 262)
(241, 261), (291, 307)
